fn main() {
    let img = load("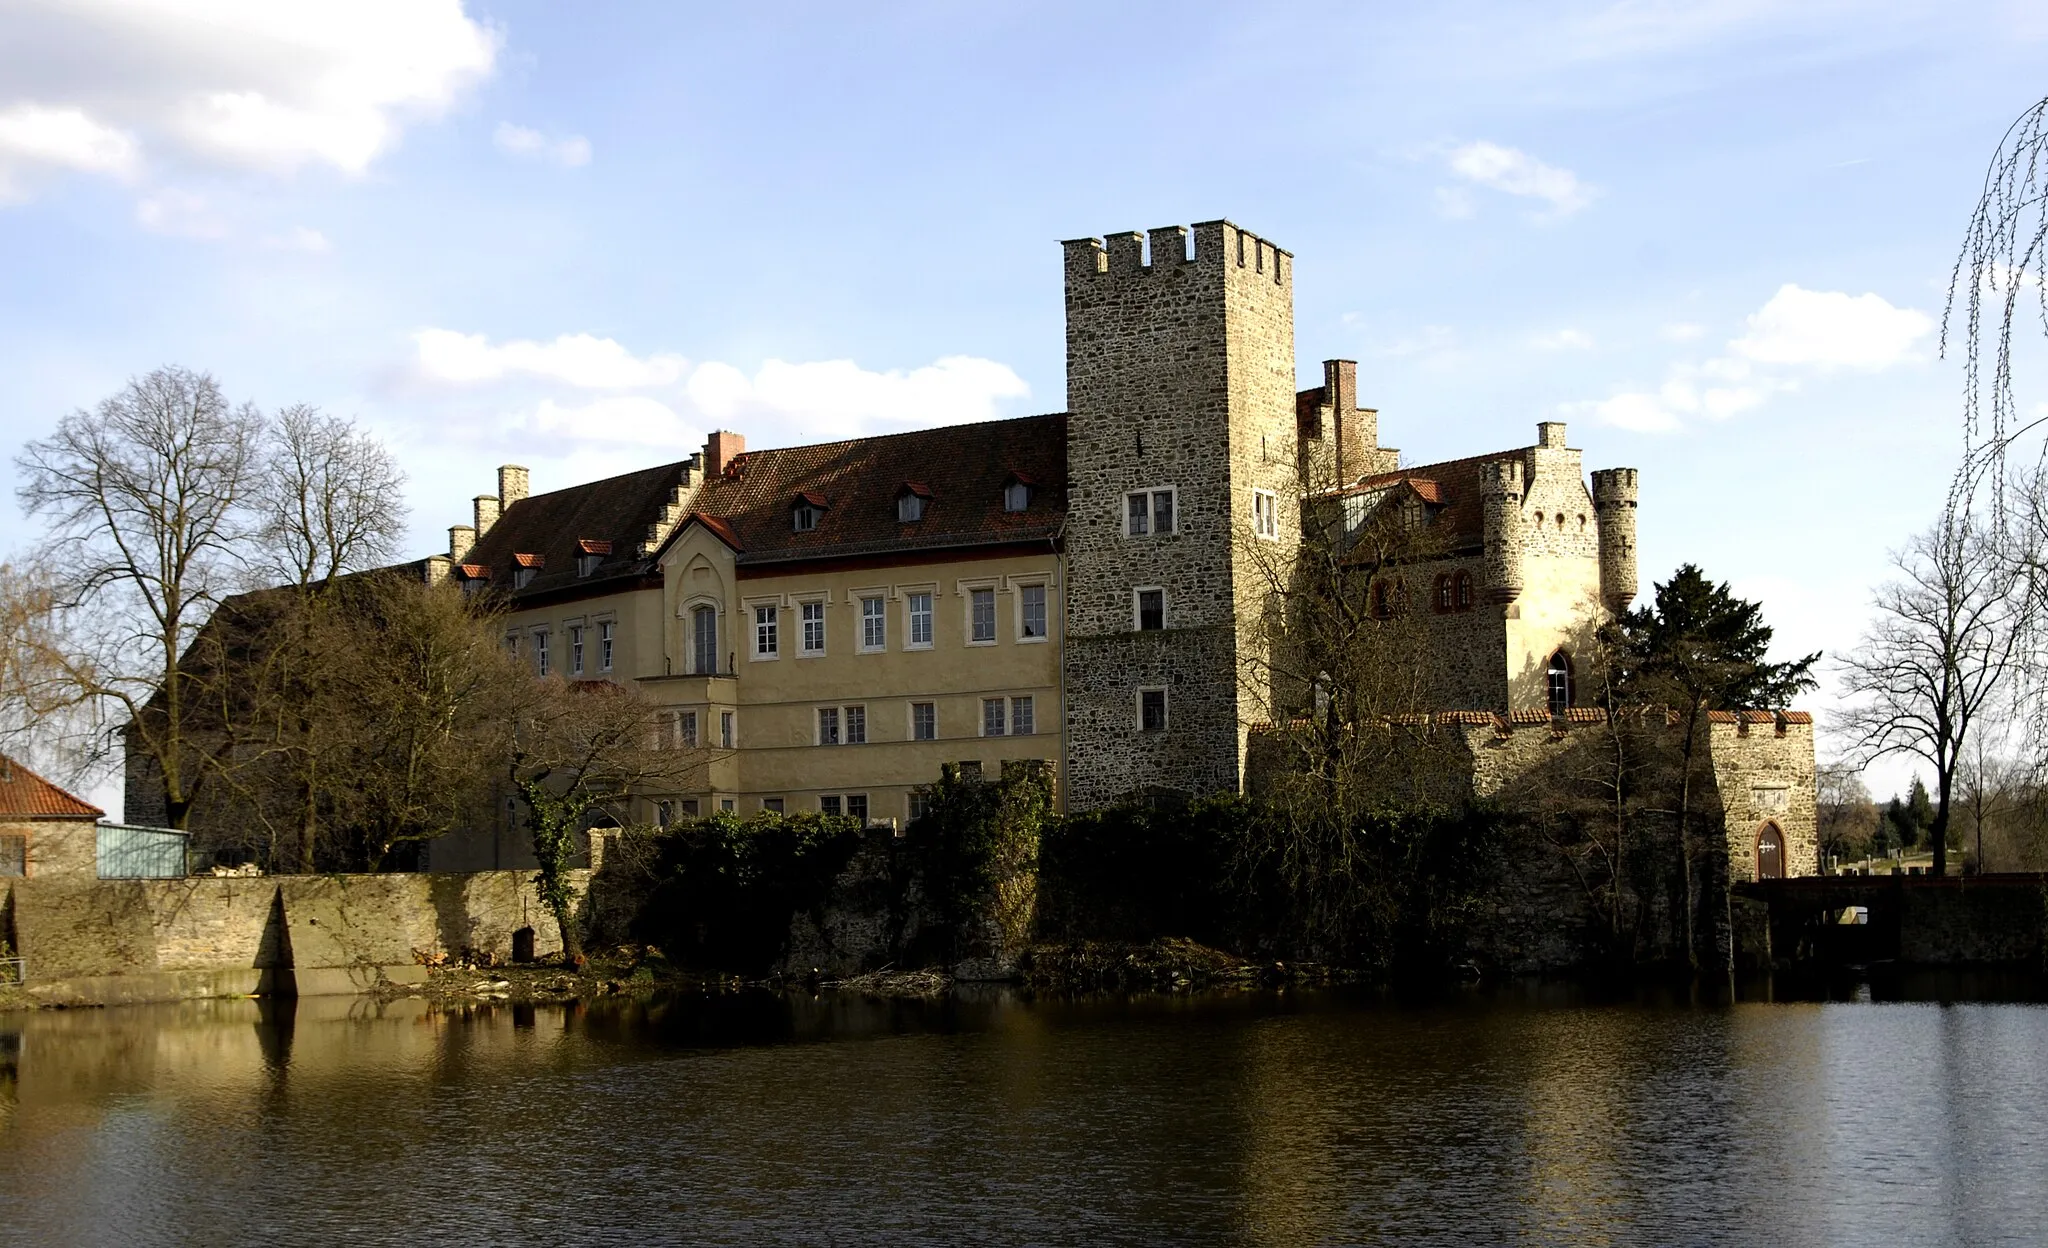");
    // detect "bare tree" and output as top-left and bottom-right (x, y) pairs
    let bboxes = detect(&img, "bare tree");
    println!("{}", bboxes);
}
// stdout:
(1947, 95), (2048, 479)
(1815, 759), (1880, 868)
(507, 679), (708, 963)
(13, 367), (263, 827)
(1839, 511), (2028, 877)
(0, 559), (100, 782)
